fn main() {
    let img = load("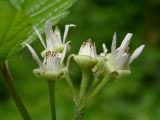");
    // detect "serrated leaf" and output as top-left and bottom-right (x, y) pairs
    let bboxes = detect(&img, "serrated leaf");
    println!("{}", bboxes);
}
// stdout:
(11, 0), (76, 44)
(0, 0), (76, 60)
(0, 1), (31, 60)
